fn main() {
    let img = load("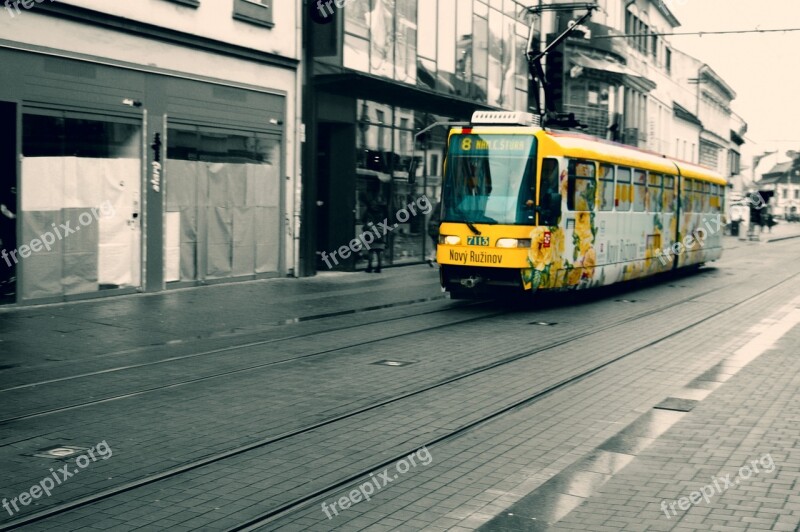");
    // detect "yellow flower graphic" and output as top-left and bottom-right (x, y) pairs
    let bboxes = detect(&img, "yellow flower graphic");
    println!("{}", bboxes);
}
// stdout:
(559, 169), (569, 197)
(582, 247), (597, 279)
(551, 228), (565, 254)
(529, 227), (553, 271)
(567, 265), (583, 286)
